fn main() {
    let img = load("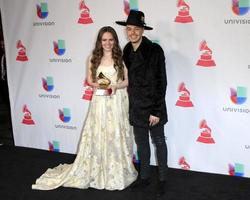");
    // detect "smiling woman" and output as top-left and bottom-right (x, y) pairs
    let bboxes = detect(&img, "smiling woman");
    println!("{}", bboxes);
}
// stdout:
(32, 26), (137, 191)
